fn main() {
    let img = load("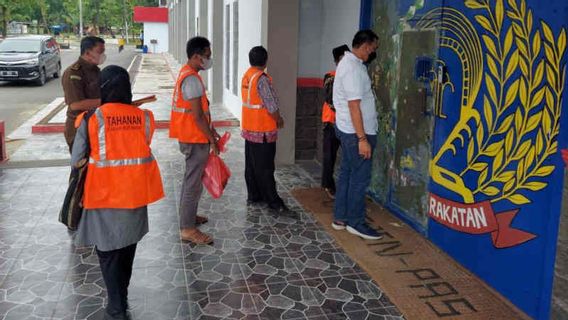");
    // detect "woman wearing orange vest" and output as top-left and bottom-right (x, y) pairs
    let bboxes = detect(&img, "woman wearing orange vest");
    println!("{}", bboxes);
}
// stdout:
(71, 66), (164, 319)
(169, 37), (219, 244)
(321, 45), (350, 199)
(241, 46), (288, 212)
